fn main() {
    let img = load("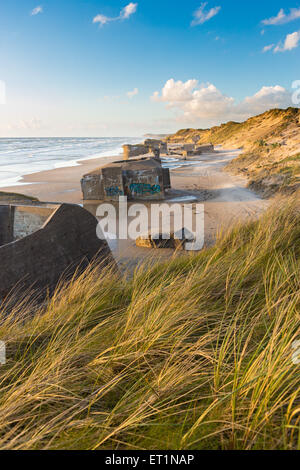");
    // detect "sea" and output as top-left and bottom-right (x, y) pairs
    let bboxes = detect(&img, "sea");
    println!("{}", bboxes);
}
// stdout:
(0, 137), (195, 189)
(0, 137), (141, 188)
